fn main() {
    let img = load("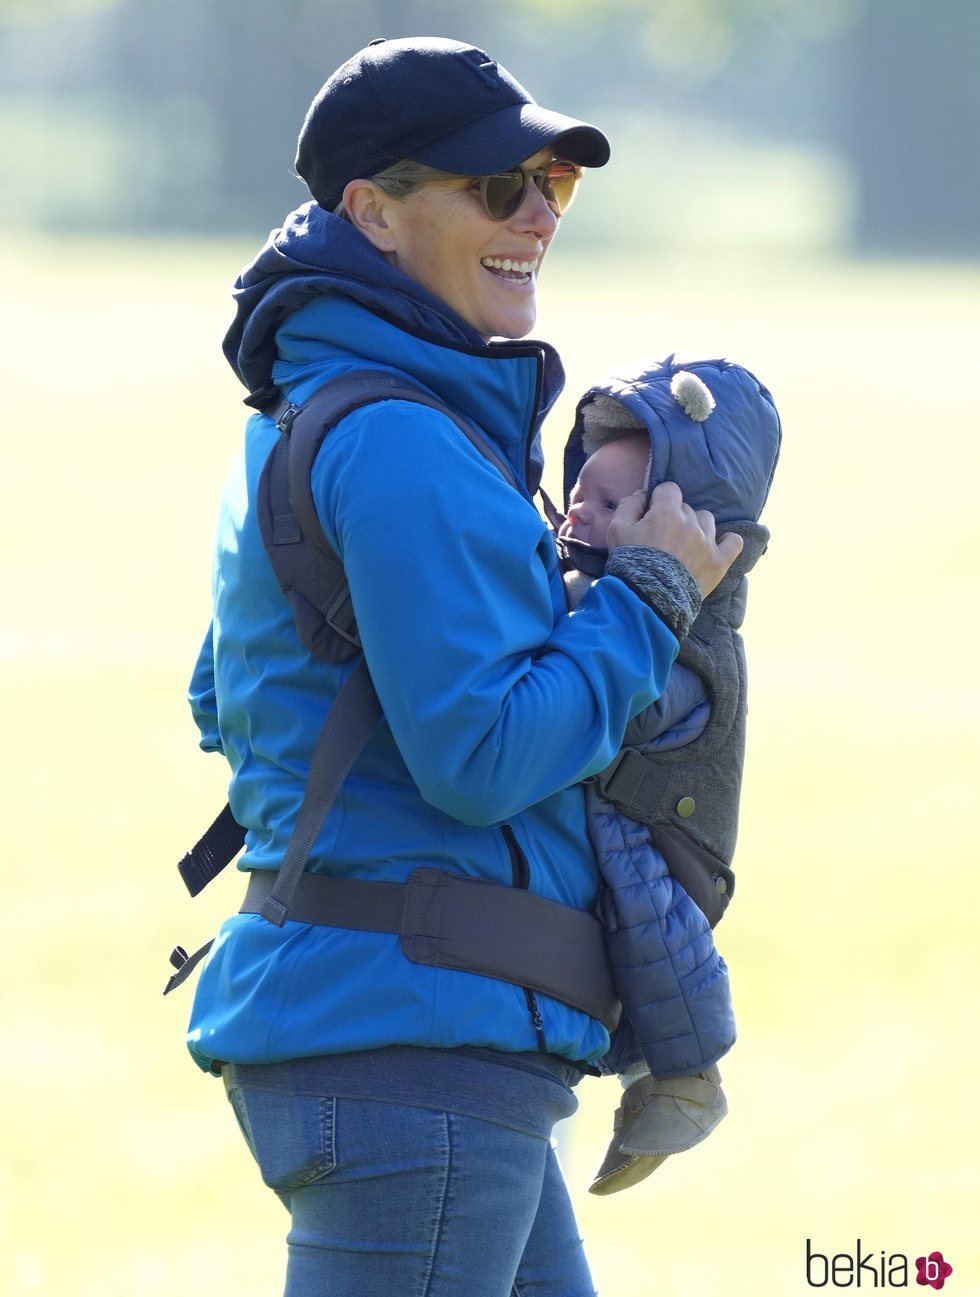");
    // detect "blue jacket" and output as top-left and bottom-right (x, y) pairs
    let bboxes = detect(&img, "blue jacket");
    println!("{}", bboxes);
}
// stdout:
(185, 204), (684, 1072)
